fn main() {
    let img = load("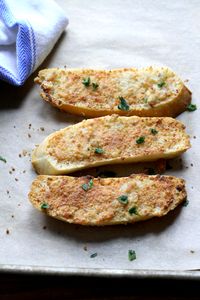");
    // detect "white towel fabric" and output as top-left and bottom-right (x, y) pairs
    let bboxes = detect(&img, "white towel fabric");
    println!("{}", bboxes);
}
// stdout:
(0, 0), (68, 85)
